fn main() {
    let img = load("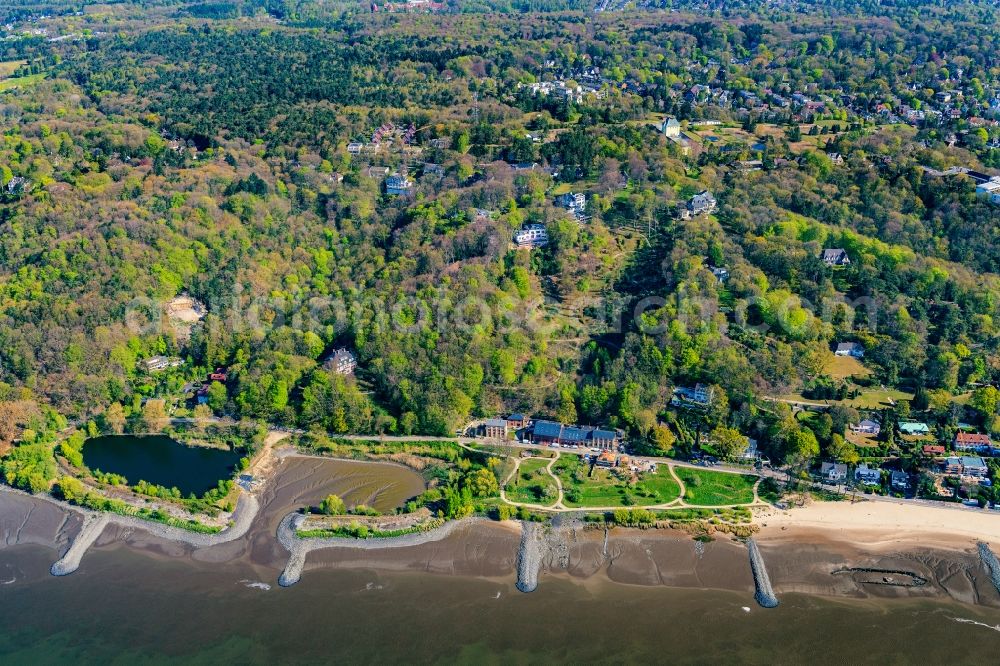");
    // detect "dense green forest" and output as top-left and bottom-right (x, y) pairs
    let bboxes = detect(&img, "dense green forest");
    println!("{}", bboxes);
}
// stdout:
(1, 0), (1000, 491)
